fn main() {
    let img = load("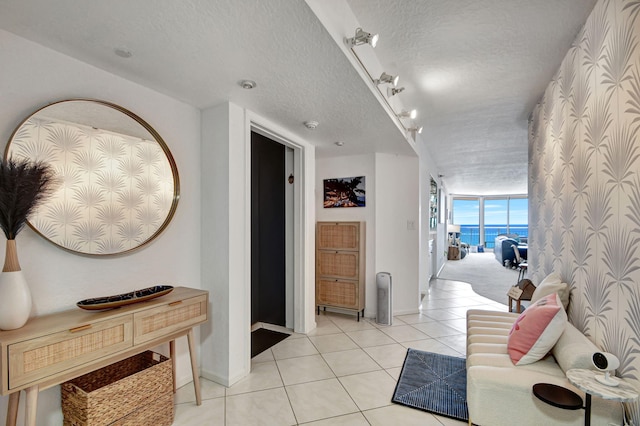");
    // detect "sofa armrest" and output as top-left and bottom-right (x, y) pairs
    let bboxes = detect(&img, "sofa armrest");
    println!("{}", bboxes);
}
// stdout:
(467, 366), (622, 426)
